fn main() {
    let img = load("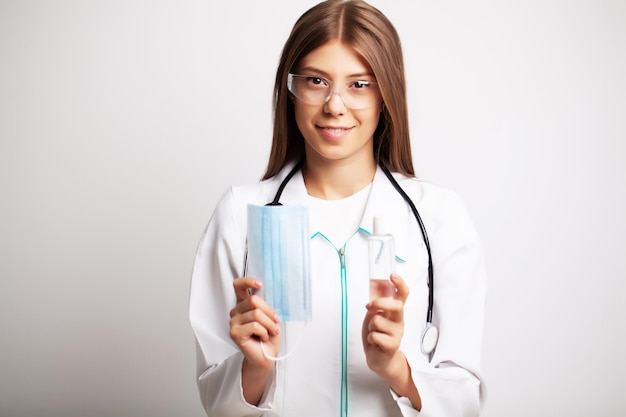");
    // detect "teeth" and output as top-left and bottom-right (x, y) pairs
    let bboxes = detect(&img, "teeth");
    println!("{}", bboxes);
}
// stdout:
(326, 128), (346, 133)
